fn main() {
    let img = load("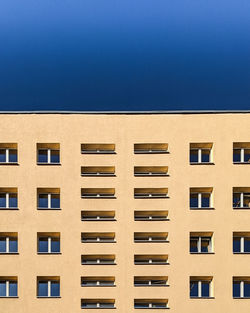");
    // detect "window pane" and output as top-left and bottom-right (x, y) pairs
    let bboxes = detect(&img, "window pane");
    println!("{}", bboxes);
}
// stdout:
(9, 282), (17, 297)
(201, 194), (210, 207)
(38, 150), (48, 163)
(9, 194), (17, 208)
(152, 303), (166, 308)
(100, 303), (113, 308)
(0, 238), (6, 253)
(9, 238), (18, 253)
(190, 150), (198, 163)
(244, 282), (250, 297)
(201, 238), (210, 253)
(9, 150), (17, 163)
(38, 281), (48, 297)
(0, 194), (6, 208)
(0, 150), (6, 163)
(233, 281), (241, 297)
(243, 193), (250, 208)
(244, 237), (250, 253)
(233, 149), (241, 162)
(190, 194), (198, 208)
(51, 194), (60, 208)
(233, 193), (241, 208)
(190, 238), (198, 252)
(233, 238), (241, 253)
(190, 281), (198, 297)
(38, 238), (48, 253)
(38, 194), (48, 208)
(201, 282), (210, 297)
(0, 281), (6, 296)
(51, 150), (60, 163)
(51, 238), (60, 253)
(201, 149), (210, 162)
(244, 149), (250, 163)
(51, 281), (60, 297)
